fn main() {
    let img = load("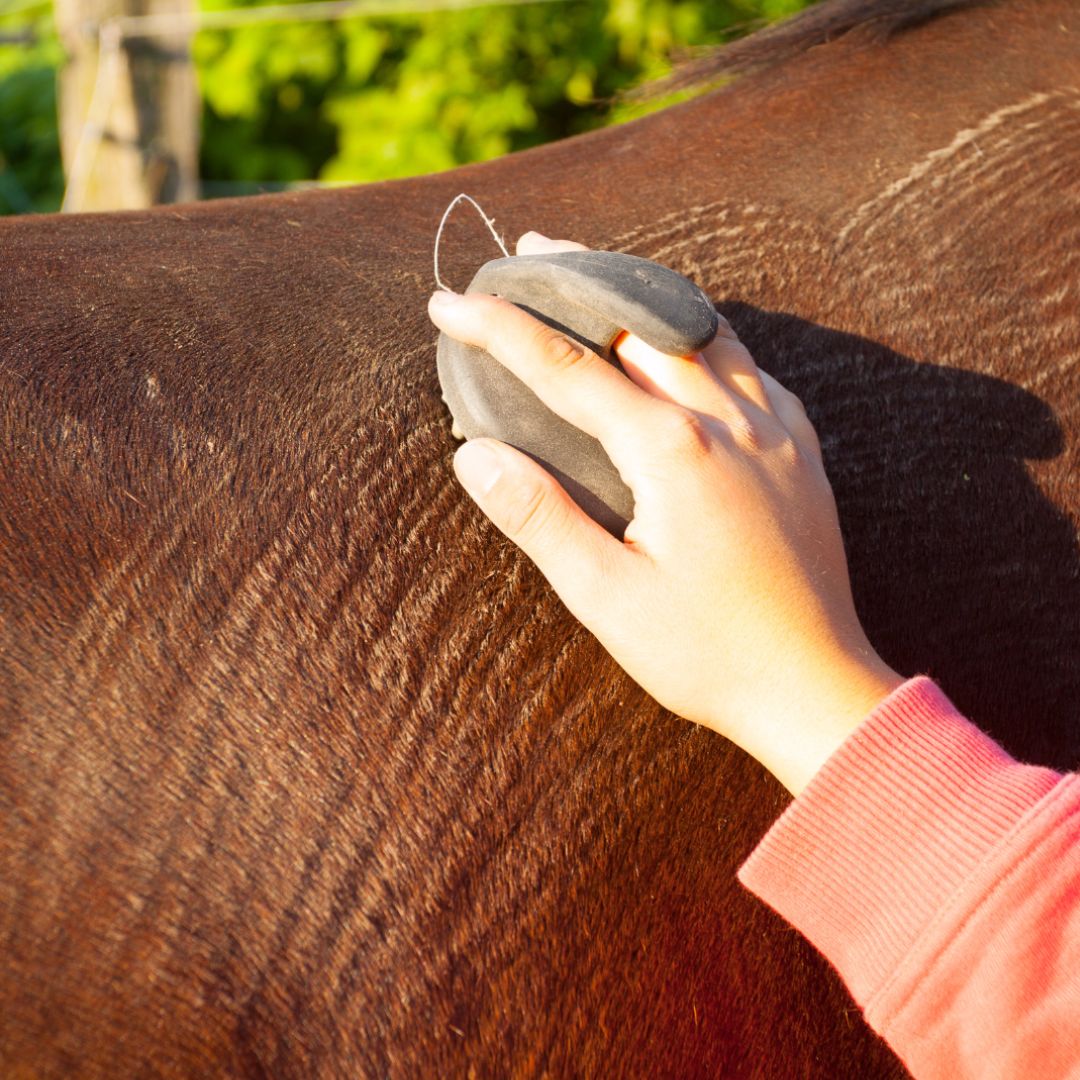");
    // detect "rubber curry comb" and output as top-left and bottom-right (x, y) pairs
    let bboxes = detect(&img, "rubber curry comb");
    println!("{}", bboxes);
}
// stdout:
(436, 250), (719, 537)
